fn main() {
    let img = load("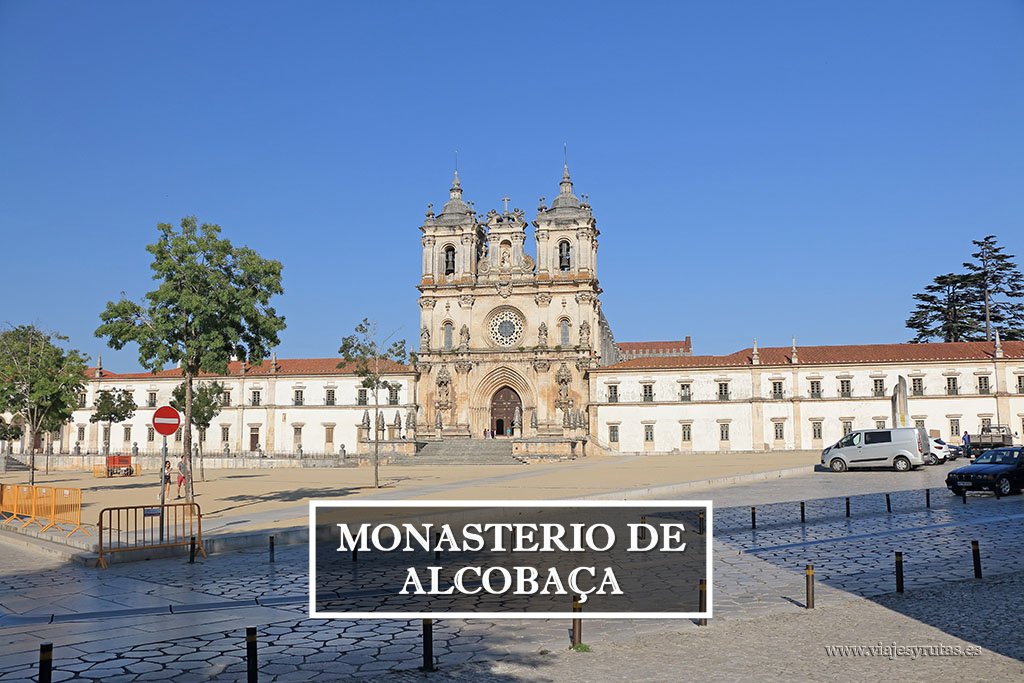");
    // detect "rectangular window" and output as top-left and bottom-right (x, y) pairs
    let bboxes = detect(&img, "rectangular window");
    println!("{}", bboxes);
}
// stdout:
(873, 379), (885, 397)
(147, 391), (157, 408)
(221, 426), (230, 443)
(123, 426), (131, 442)
(946, 377), (958, 396)
(978, 376), (990, 394)
(950, 418), (960, 438)
(681, 423), (691, 442)
(809, 380), (822, 398)
(719, 423), (730, 441)
(325, 389), (336, 406)
(607, 385), (619, 403)
(293, 426), (302, 444)
(293, 389), (304, 406)
(839, 379), (852, 398)
(102, 425), (110, 444)
(811, 421), (822, 440)
(717, 383), (729, 401)
(912, 377), (924, 396)
(865, 431), (893, 445)
(357, 389), (368, 406)
(77, 425), (86, 442)
(389, 385), (400, 405)
(174, 427), (182, 442)
(914, 419), (925, 430)
(1018, 376), (1024, 394)
(981, 417), (991, 429)
(251, 390), (262, 407)
(771, 381), (783, 399)
(842, 421), (853, 436)
(608, 425), (619, 443)
(146, 426), (154, 443)
(199, 428), (206, 443)
(77, 393), (87, 408)
(773, 422), (784, 440)
(220, 391), (231, 407)
(642, 384), (654, 402)
(643, 424), (654, 442)
(875, 420), (886, 430)
(325, 425), (335, 443)
(679, 383), (691, 401)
